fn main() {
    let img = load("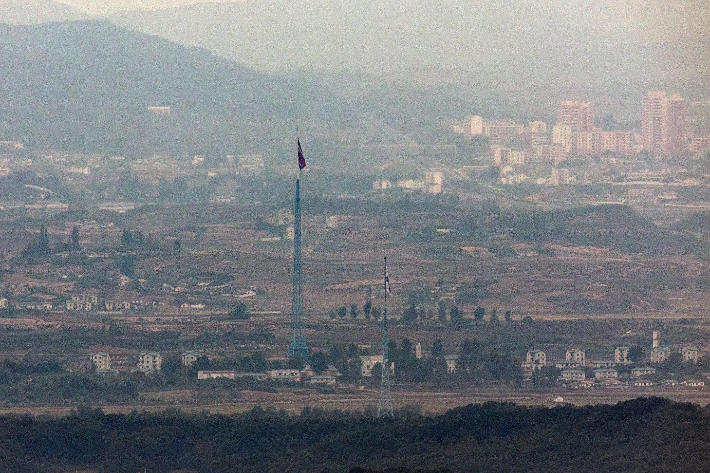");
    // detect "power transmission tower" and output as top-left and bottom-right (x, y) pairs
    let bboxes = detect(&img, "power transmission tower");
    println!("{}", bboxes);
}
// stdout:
(378, 256), (394, 417)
